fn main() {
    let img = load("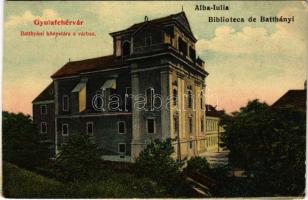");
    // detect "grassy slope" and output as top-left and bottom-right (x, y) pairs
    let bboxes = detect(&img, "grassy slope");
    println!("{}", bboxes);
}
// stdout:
(3, 162), (166, 198)
(3, 162), (66, 198)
